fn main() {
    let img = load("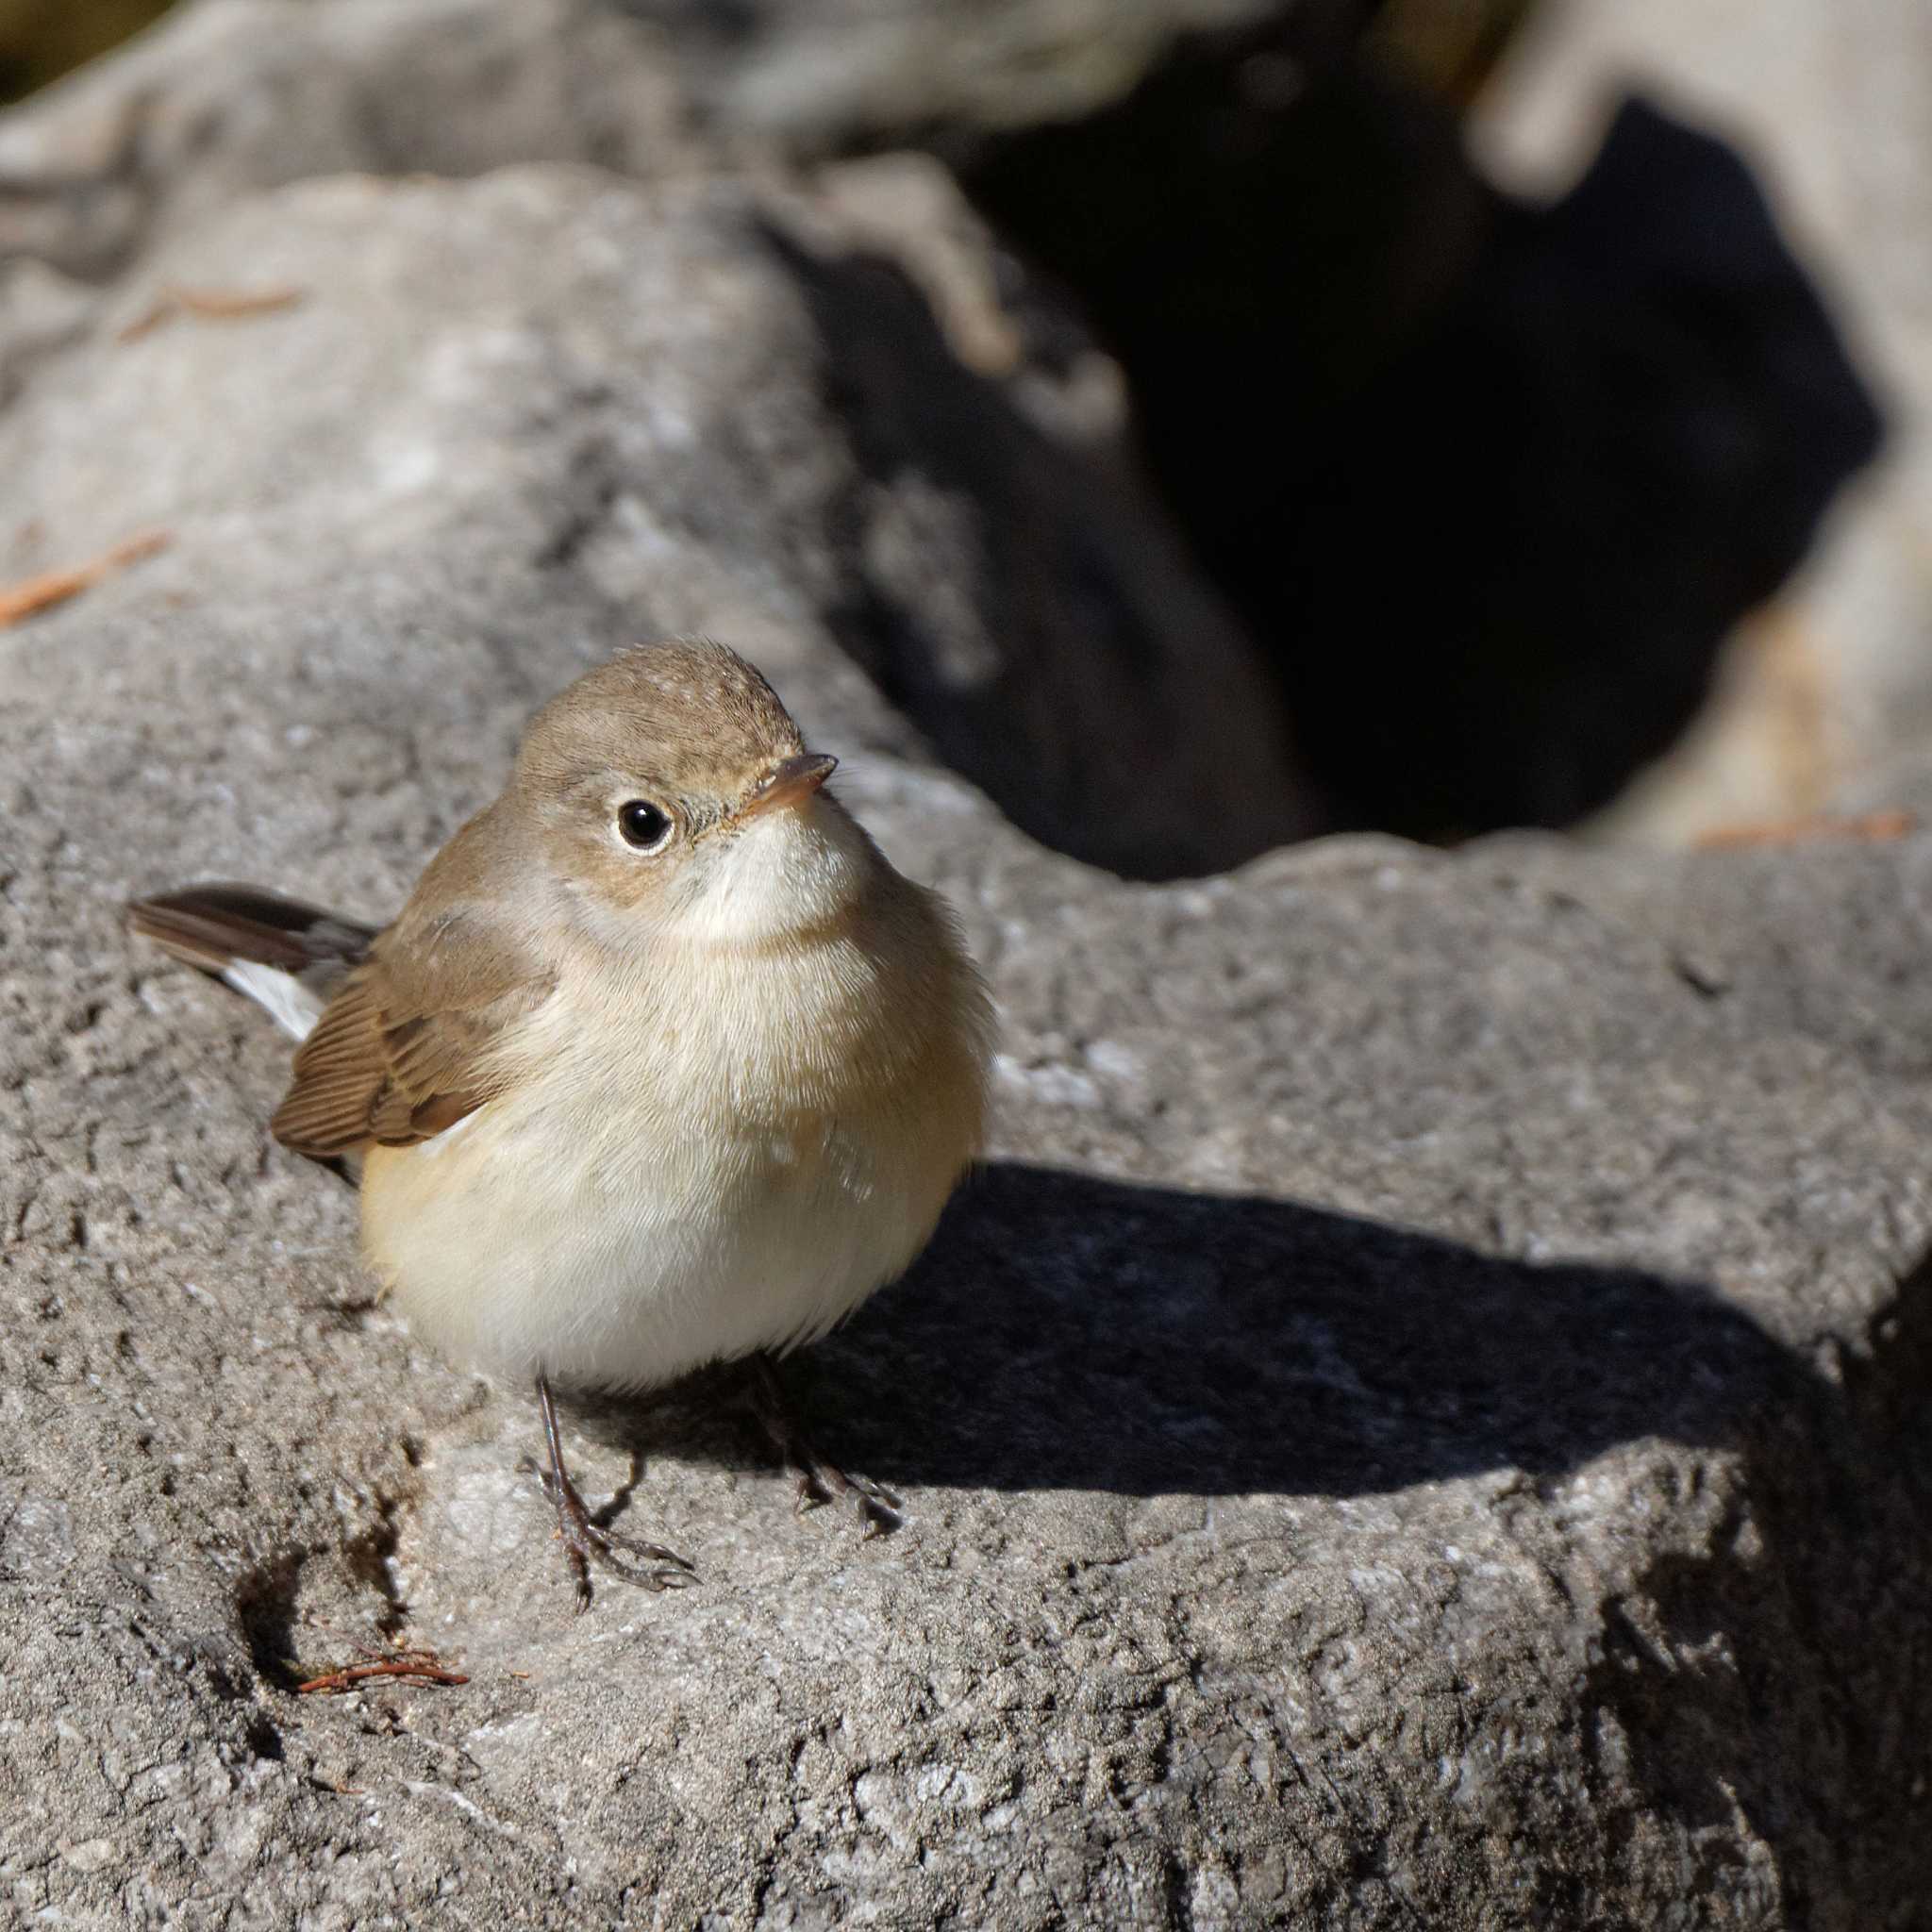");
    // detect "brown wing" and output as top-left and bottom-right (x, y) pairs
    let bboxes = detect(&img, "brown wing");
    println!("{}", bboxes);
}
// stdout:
(270, 922), (554, 1158)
